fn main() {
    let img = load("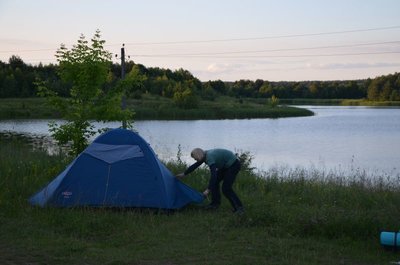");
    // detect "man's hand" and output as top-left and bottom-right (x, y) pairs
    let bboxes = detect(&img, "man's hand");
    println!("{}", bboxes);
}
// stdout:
(176, 173), (185, 179)
(203, 189), (210, 197)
